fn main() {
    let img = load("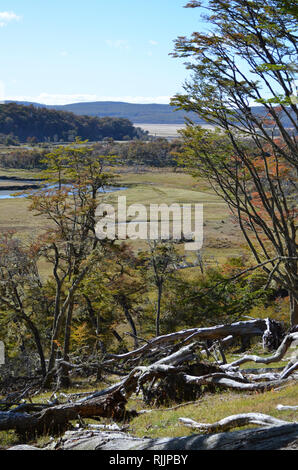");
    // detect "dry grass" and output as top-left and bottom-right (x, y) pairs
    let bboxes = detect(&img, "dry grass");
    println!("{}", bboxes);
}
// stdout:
(0, 198), (49, 238)
(0, 168), (245, 263)
(128, 383), (298, 439)
(0, 374), (296, 448)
